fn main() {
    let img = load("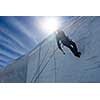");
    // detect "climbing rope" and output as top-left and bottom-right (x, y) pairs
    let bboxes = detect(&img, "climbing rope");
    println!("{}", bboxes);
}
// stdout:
(53, 42), (57, 82)
(33, 48), (58, 82)
(29, 17), (83, 83)
(30, 47), (50, 82)
(36, 46), (41, 82)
